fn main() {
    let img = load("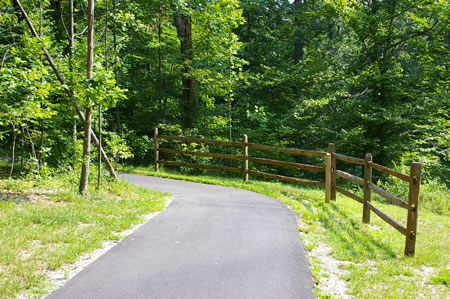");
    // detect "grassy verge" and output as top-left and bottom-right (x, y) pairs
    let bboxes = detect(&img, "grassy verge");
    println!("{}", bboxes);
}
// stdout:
(124, 166), (449, 298)
(0, 170), (167, 298)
